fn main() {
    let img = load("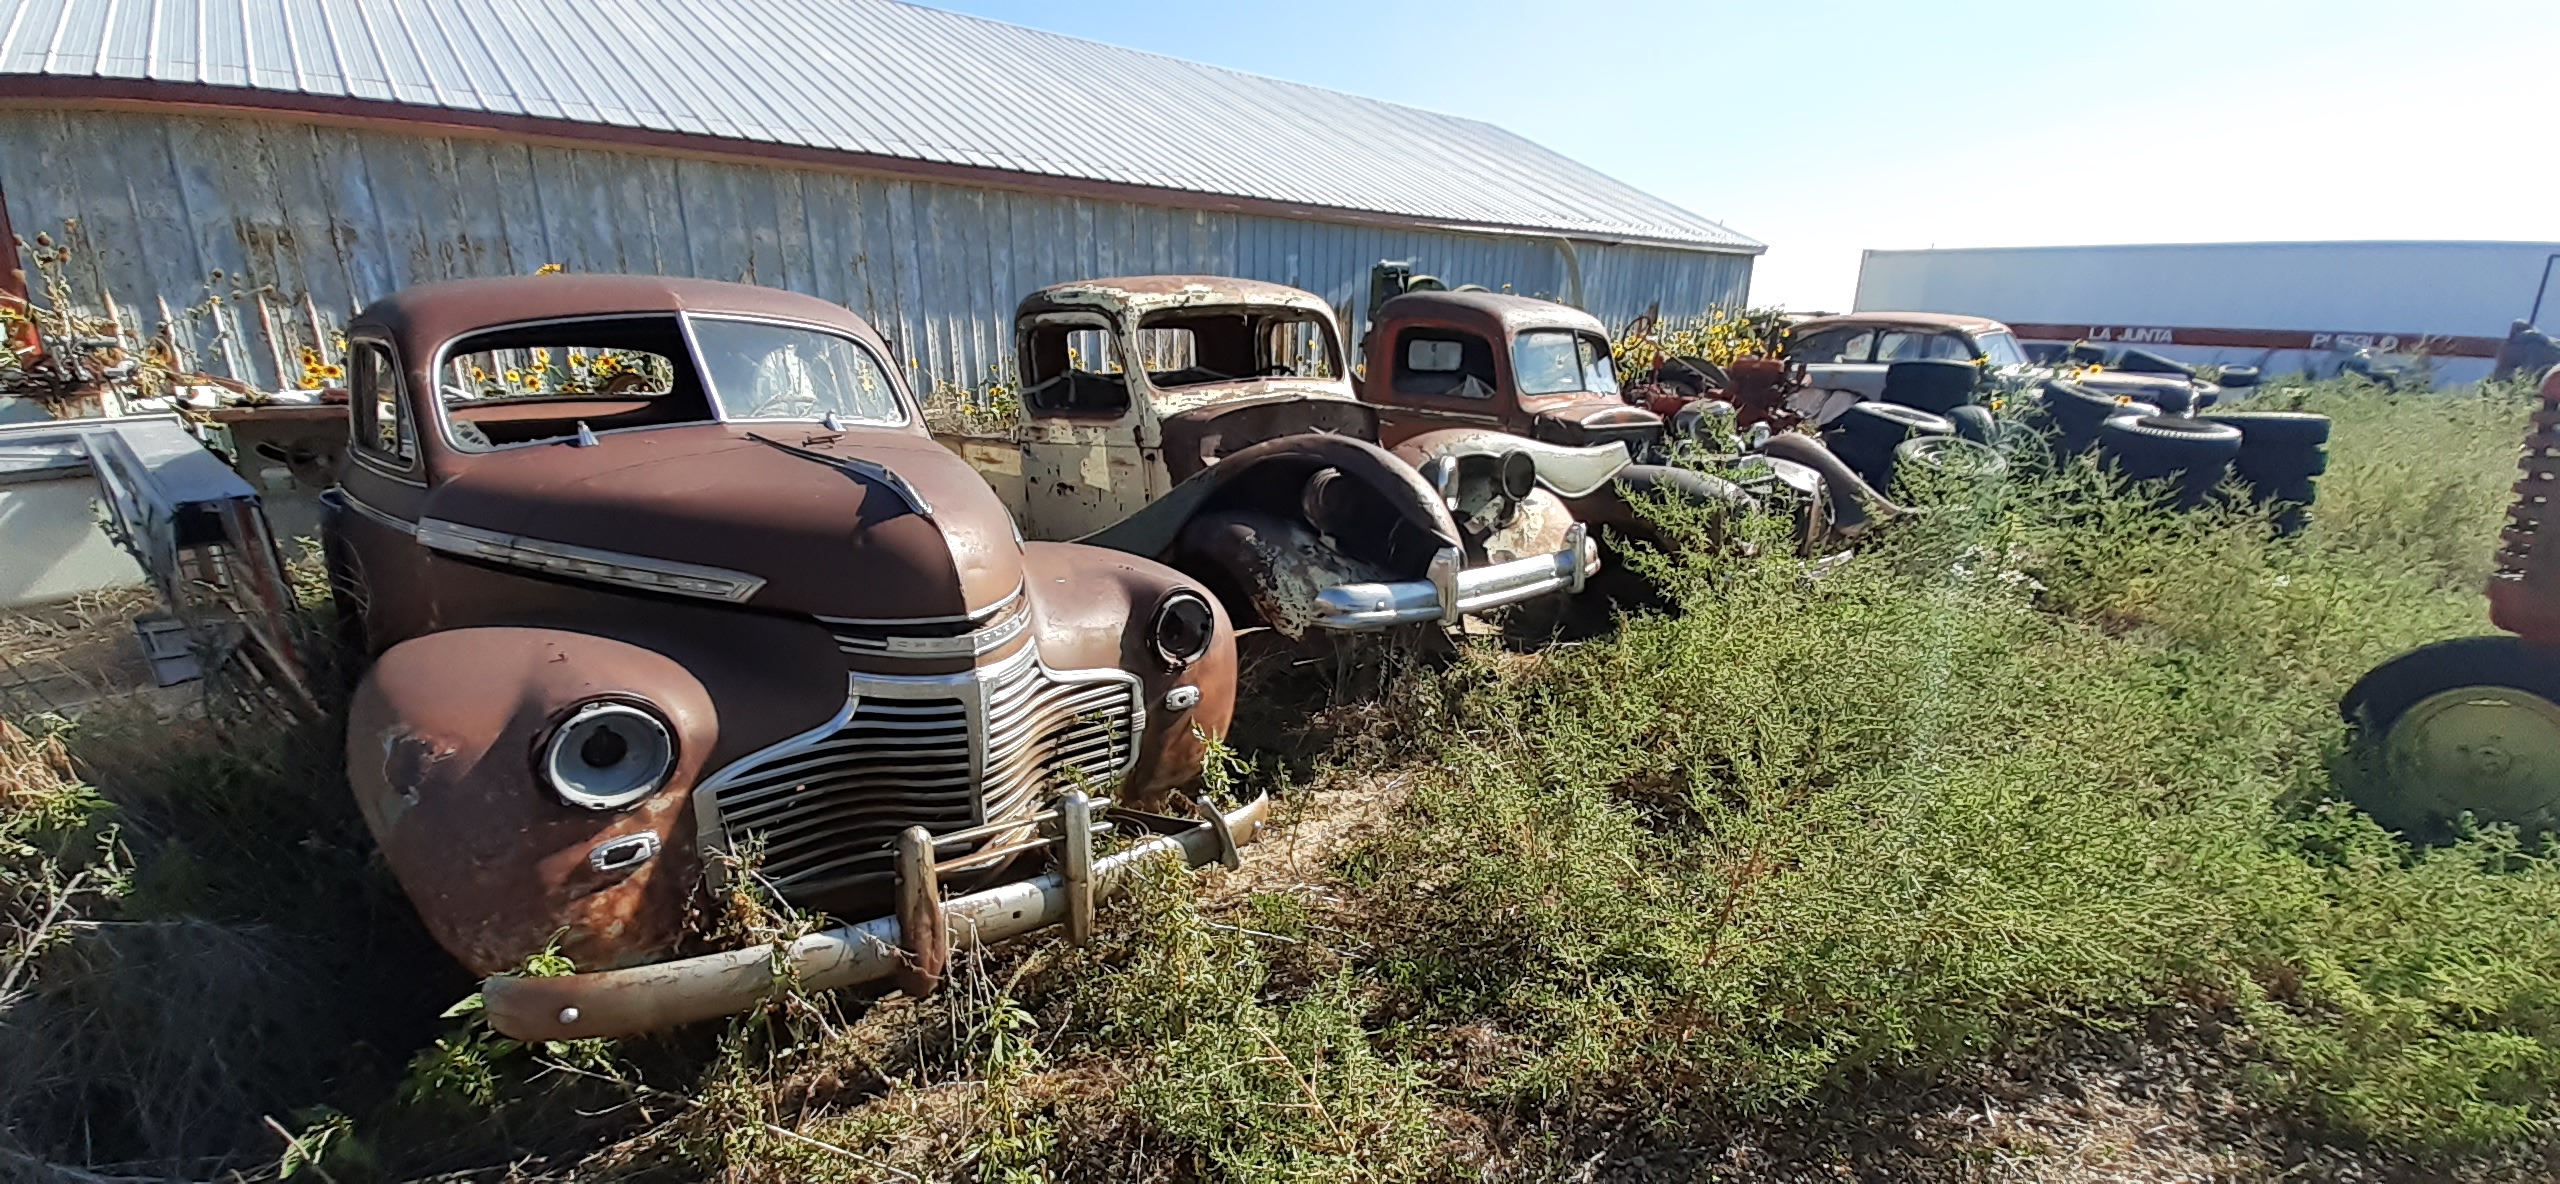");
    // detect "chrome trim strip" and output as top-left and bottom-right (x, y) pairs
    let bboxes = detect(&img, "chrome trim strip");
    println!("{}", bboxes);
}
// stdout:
(830, 606), (1030, 659)
(416, 517), (767, 603)
(336, 489), (419, 536)
(818, 583), (1024, 627)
